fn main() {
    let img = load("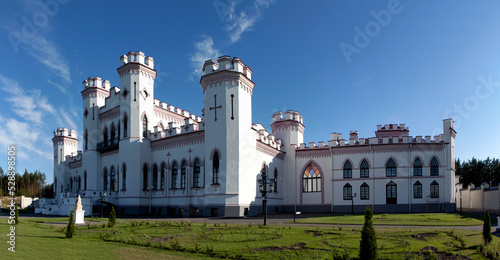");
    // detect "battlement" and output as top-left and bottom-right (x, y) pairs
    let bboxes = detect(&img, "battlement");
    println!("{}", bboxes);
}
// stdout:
(69, 150), (82, 162)
(120, 51), (154, 69)
(375, 123), (409, 138)
(252, 124), (282, 150)
(150, 118), (203, 141)
(272, 110), (303, 124)
(53, 128), (78, 139)
(82, 76), (111, 91)
(153, 100), (203, 123)
(202, 56), (252, 79)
